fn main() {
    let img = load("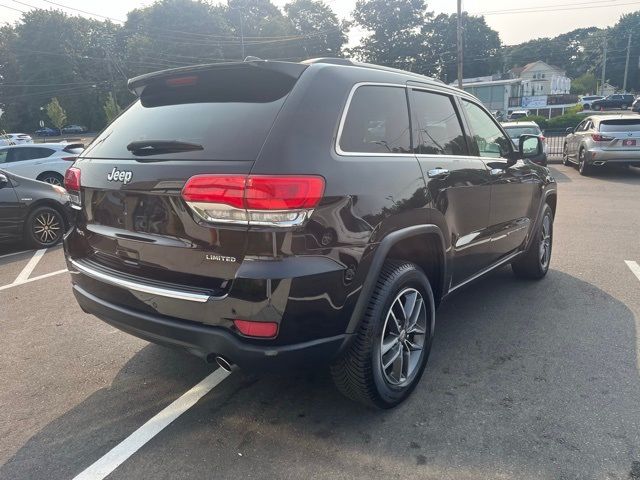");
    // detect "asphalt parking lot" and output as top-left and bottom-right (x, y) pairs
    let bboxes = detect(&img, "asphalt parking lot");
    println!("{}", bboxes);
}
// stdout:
(1, 164), (640, 480)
